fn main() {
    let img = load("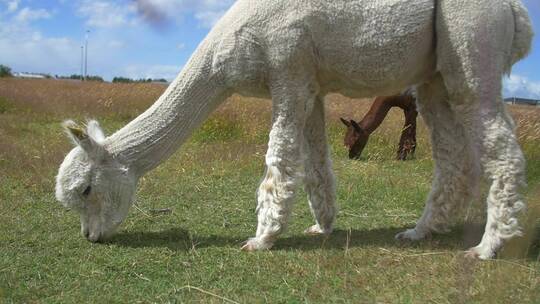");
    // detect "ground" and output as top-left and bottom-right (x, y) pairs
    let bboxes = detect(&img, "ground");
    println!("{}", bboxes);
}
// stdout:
(1, 79), (539, 303)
